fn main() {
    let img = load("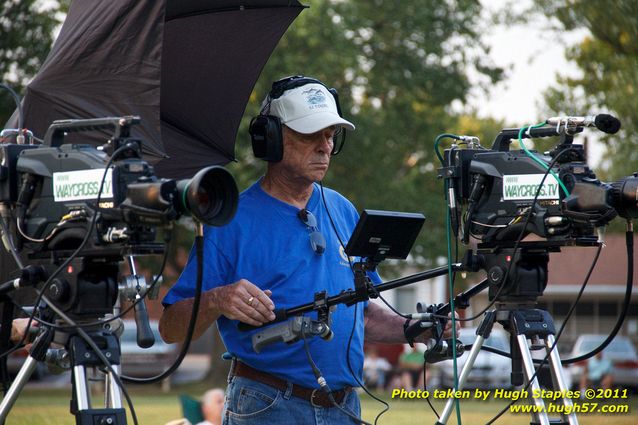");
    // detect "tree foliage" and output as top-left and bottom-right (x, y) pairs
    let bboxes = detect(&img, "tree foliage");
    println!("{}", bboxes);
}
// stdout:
(0, 0), (67, 125)
(1, 0), (503, 266)
(0, 0), (507, 387)
(535, 0), (638, 179)
(229, 0), (503, 266)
